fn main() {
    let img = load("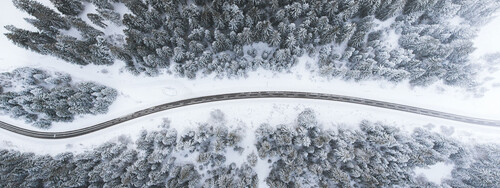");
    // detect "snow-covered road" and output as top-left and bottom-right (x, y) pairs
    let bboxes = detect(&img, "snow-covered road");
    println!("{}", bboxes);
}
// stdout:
(2, 91), (499, 139)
